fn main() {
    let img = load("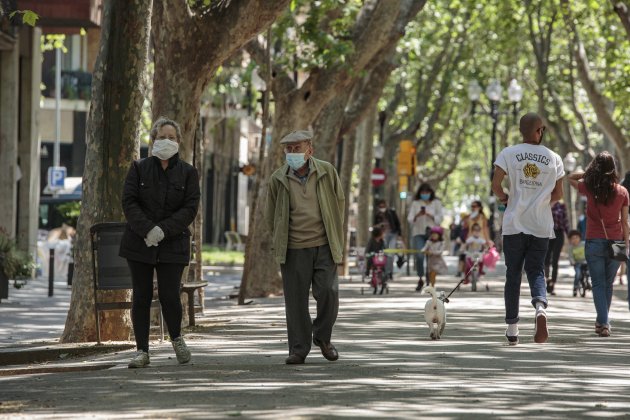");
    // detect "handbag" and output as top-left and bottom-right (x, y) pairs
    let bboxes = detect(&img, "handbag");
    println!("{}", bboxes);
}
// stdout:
(594, 203), (628, 262)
